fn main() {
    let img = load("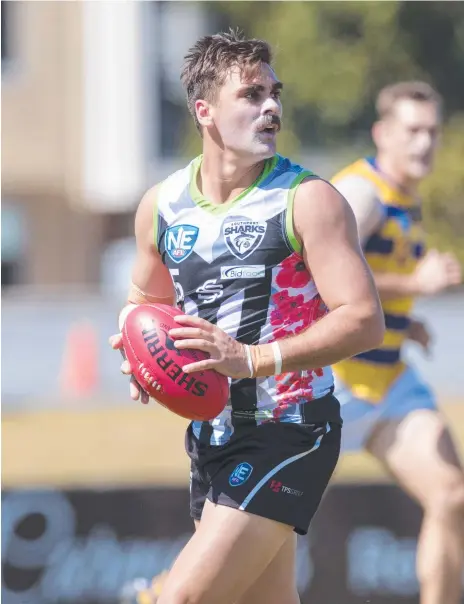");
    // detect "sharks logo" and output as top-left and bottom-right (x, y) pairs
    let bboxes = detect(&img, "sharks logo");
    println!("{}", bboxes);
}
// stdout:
(223, 217), (267, 260)
(235, 233), (255, 254)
